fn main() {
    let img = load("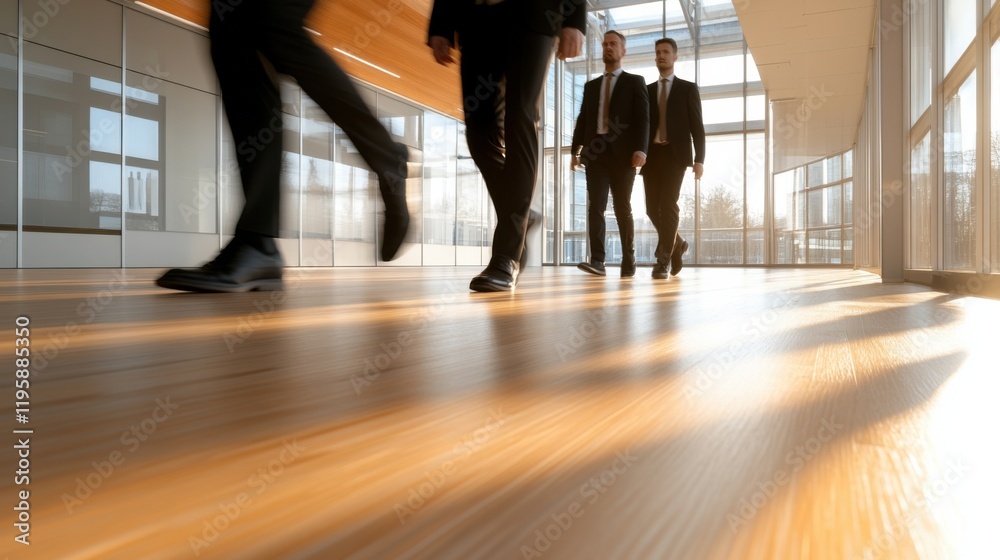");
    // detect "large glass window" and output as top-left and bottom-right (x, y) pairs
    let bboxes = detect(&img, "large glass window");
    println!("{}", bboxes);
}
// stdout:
(774, 151), (852, 265)
(943, 71), (977, 271)
(944, 0), (977, 75)
(910, 133), (932, 269)
(699, 135), (744, 263)
(910, 0), (933, 125)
